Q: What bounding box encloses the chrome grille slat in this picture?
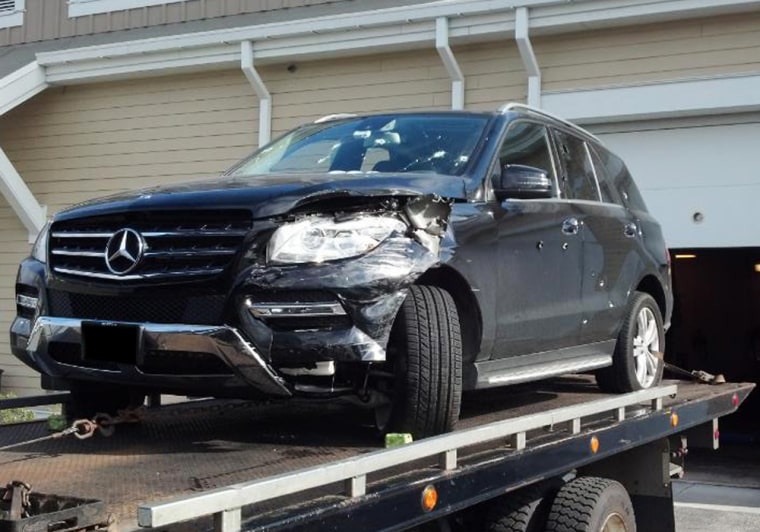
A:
[49,210,251,282]
[51,250,105,257]
[53,266,226,281]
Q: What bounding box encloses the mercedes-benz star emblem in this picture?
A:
[104,228,145,275]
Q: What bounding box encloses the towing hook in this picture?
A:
[72,419,98,440]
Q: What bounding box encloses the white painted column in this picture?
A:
[241,41,272,147]
[0,147,47,242]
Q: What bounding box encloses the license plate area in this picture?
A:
[81,321,141,364]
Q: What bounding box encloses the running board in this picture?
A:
[477,354,612,388]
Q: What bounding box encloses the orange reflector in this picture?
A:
[421,485,438,512]
[670,413,679,427]
[590,436,600,454]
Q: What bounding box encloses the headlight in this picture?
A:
[31,222,50,263]
[267,216,406,264]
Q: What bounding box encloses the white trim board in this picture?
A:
[0,0,24,30]
[69,0,183,18]
[543,74,760,125]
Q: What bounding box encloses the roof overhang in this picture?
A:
[32,0,760,84]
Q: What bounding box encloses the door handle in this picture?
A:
[562,218,580,236]
[624,222,638,238]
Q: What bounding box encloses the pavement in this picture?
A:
[673,443,760,532]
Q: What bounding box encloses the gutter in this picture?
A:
[241,41,272,147]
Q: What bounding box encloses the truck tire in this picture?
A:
[596,292,664,393]
[544,477,636,532]
[380,285,462,439]
[482,481,559,532]
[66,382,145,421]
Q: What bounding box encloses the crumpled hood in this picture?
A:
[55,172,469,221]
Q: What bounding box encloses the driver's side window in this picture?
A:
[497,122,556,183]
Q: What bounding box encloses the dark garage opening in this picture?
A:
[668,247,760,440]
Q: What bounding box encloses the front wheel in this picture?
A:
[597,292,664,393]
[377,285,463,439]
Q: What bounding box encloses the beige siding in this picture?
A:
[0,0,345,46]
[536,12,760,92]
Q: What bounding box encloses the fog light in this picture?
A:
[16,294,38,310]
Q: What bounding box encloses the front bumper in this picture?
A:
[12,316,292,397]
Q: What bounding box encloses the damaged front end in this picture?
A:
[234,193,453,398]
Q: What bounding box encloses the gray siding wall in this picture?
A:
[0,0,343,46]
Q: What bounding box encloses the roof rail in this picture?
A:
[498,102,601,143]
[314,113,358,124]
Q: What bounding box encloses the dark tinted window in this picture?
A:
[553,130,600,201]
[498,121,555,180]
[591,145,648,212]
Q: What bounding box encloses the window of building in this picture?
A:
[0,0,24,30]
[69,0,183,18]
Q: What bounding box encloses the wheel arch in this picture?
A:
[415,265,482,364]
[635,274,667,319]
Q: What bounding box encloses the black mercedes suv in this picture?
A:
[11,104,672,438]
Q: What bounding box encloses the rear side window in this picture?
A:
[552,130,600,201]
[591,145,648,212]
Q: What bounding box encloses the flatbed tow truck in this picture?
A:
[0,376,753,531]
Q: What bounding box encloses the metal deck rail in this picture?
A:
[138,384,677,531]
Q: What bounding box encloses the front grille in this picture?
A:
[48,290,227,325]
[139,350,233,375]
[48,210,251,282]
[267,316,352,332]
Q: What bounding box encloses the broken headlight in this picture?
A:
[267,216,406,264]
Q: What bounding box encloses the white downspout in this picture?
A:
[435,17,465,110]
[515,7,541,107]
[241,41,272,147]
[0,147,46,242]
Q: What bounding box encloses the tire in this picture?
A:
[545,477,636,532]
[483,481,560,532]
[66,382,145,421]
[596,292,664,393]
[378,285,463,439]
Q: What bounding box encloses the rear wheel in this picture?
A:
[597,292,664,393]
[66,382,145,421]
[545,477,636,532]
[482,481,561,532]
[376,285,462,439]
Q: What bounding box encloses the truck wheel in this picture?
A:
[67,382,145,421]
[482,481,559,532]
[379,285,462,439]
[597,292,664,393]
[545,477,636,532]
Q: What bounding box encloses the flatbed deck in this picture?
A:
[0,377,752,530]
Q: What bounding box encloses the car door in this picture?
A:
[550,130,633,347]
[579,145,645,344]
[492,121,585,358]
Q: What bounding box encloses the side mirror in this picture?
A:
[495,164,553,200]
